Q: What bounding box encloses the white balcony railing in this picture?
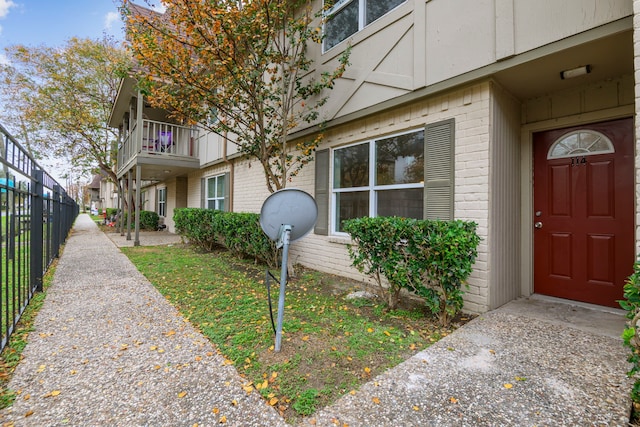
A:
[118,119,199,173]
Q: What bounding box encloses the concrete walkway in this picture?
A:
[0,214,633,426]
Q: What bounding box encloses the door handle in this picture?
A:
[534,222,543,229]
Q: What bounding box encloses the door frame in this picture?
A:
[519,105,634,300]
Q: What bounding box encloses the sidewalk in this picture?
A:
[0,214,633,426]
[0,214,287,426]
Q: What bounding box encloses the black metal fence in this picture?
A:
[0,124,78,353]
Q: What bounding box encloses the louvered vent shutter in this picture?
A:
[424,119,454,220]
[200,178,206,208]
[314,149,330,235]
[223,172,230,212]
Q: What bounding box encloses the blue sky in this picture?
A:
[0,0,165,63]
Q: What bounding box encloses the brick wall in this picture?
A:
[289,81,493,313]
[181,81,493,312]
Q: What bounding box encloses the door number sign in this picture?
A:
[571,156,587,167]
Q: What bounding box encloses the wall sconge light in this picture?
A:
[560,65,591,80]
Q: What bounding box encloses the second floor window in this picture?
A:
[324,0,406,51]
[206,174,226,211]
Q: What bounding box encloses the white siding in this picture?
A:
[488,82,522,309]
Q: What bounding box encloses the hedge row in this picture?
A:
[173,208,278,267]
[344,216,480,326]
[621,261,640,405]
[104,209,159,230]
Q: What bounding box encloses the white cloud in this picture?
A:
[149,2,166,13]
[0,0,15,19]
[104,11,119,31]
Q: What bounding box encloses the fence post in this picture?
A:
[30,169,44,292]
[52,184,61,258]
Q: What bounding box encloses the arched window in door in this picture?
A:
[547,130,614,159]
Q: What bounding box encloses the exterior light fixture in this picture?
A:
[163,170,171,174]
[560,65,591,80]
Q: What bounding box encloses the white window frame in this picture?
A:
[157,187,166,217]
[331,128,424,235]
[323,0,407,52]
[205,174,226,211]
[547,130,614,159]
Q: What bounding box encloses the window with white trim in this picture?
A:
[323,0,406,51]
[157,187,166,217]
[332,129,424,232]
[547,130,614,159]
[206,174,226,211]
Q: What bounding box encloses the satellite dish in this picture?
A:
[259,188,317,352]
[260,188,318,243]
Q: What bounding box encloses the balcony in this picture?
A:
[117,119,200,180]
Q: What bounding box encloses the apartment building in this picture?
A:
[109,0,636,313]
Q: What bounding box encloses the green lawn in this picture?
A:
[123,245,461,422]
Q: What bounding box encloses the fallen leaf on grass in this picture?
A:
[268,397,278,406]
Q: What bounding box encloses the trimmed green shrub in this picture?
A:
[344,216,480,326]
[174,208,220,251]
[115,210,160,230]
[173,208,278,267]
[620,260,640,404]
[140,210,159,230]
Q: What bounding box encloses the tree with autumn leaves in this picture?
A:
[123,0,350,192]
[0,37,131,188]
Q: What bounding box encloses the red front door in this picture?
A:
[533,118,634,308]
